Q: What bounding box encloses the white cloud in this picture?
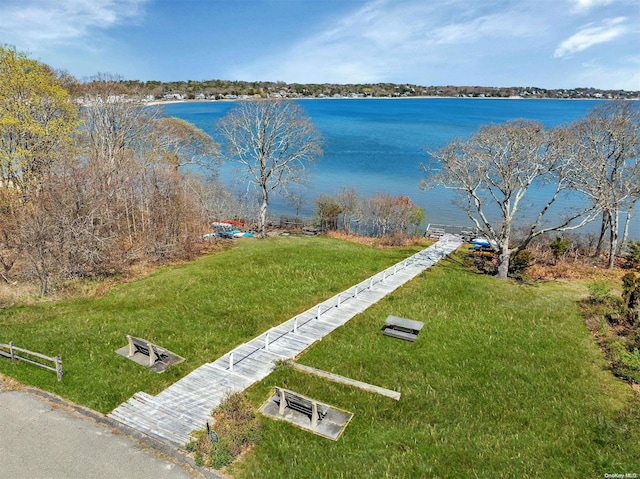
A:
[0,0,147,49]
[570,0,613,13]
[236,0,542,84]
[430,12,538,45]
[554,17,628,58]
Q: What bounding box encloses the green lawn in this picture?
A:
[0,236,422,412]
[1,236,638,477]
[232,261,640,478]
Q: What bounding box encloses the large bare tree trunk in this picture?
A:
[259,188,269,238]
[595,211,610,258]
[497,249,510,280]
[619,201,637,254]
[608,212,619,269]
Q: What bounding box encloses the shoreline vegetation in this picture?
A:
[144,95,633,107]
[86,78,639,103]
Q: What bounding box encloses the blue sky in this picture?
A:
[1,0,638,90]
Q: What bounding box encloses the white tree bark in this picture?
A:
[217,99,322,237]
[563,101,640,269]
[425,120,601,279]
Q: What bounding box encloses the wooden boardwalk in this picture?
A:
[108,235,463,447]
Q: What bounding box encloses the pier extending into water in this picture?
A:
[108,235,463,447]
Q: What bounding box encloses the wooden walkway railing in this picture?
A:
[108,235,463,447]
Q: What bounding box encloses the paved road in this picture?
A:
[0,385,214,479]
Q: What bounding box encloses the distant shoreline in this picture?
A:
[145,95,619,107]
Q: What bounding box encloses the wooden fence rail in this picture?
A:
[0,341,63,381]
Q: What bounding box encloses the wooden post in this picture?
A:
[229,352,234,371]
[317,305,321,319]
[9,341,15,361]
[55,355,63,381]
[278,389,286,416]
[354,286,358,298]
[293,316,298,333]
[337,294,341,307]
[311,401,318,430]
[370,277,374,289]
[126,335,135,358]
[265,333,270,351]
[147,342,158,366]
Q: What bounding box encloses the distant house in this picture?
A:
[163,93,185,100]
[194,93,206,100]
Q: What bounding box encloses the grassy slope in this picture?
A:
[0,237,421,412]
[1,237,638,477]
[233,260,640,478]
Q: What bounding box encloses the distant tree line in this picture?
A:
[81,78,638,101]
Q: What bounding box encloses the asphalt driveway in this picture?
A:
[0,383,217,479]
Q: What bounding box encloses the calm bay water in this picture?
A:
[161,98,638,238]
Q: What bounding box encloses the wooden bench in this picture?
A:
[275,387,329,430]
[383,315,424,342]
[127,335,169,367]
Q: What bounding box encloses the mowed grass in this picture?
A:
[233,260,640,478]
[2,237,638,477]
[0,236,422,412]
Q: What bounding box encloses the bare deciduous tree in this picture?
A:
[78,74,155,189]
[335,187,366,234]
[424,120,601,279]
[316,194,341,231]
[563,101,640,269]
[286,190,306,219]
[217,99,322,237]
[366,193,423,237]
[368,193,398,237]
[151,117,220,174]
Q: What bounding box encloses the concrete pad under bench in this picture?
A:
[260,387,353,440]
[116,335,185,373]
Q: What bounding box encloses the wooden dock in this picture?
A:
[108,235,463,447]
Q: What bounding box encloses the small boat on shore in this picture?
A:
[210,221,254,238]
[471,237,496,249]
